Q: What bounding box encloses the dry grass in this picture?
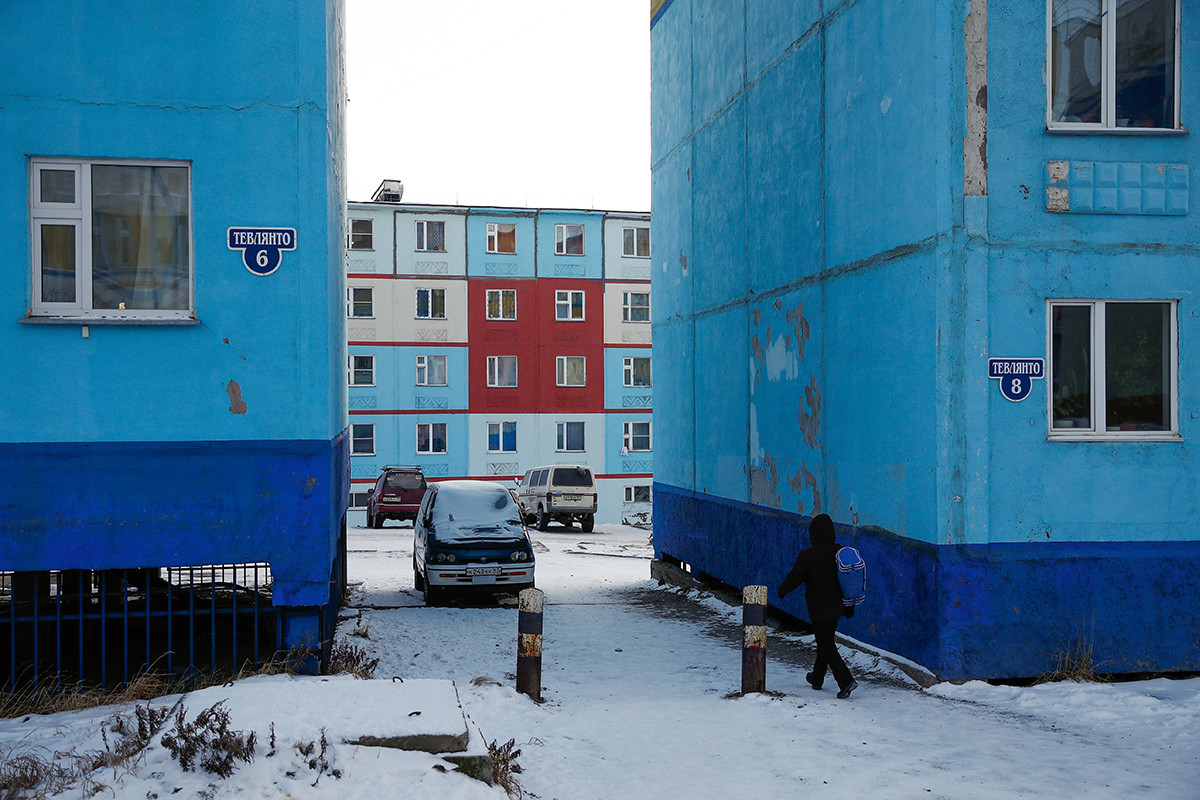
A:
[487,738,524,797]
[1037,637,1110,684]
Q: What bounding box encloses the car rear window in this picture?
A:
[552,467,593,487]
[385,472,425,491]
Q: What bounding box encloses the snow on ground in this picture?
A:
[1,523,1196,799]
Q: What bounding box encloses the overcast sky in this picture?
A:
[345,0,651,212]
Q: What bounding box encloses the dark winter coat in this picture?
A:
[778,513,844,622]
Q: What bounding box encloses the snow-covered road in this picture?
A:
[346,523,1199,799]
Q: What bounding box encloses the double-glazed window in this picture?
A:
[31,159,192,318]
[416,287,446,319]
[349,354,375,386]
[623,357,652,387]
[623,421,652,452]
[349,287,373,318]
[556,290,585,321]
[416,354,447,386]
[486,288,517,320]
[349,219,373,250]
[486,222,517,254]
[556,356,586,387]
[622,226,651,258]
[555,224,584,256]
[1049,300,1177,436]
[487,421,517,453]
[487,355,518,387]
[556,421,585,452]
[1048,0,1180,129]
[416,220,446,252]
[351,423,375,456]
[623,291,650,322]
[417,422,448,454]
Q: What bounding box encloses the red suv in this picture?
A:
[366,466,427,528]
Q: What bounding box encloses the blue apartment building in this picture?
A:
[0,1,348,685]
[650,0,1198,679]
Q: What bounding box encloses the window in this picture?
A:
[555,290,585,321]
[416,220,446,251]
[486,222,517,254]
[555,224,584,255]
[349,219,373,250]
[622,226,651,258]
[486,288,517,320]
[623,356,652,387]
[487,421,517,452]
[416,354,447,386]
[624,485,652,503]
[349,354,375,386]
[416,287,446,319]
[556,356,586,387]
[30,159,191,318]
[623,421,652,452]
[556,421,585,452]
[1048,0,1180,130]
[351,423,375,456]
[417,422,448,454]
[487,355,518,387]
[623,291,650,322]
[349,491,371,509]
[1049,300,1176,436]
[349,287,373,318]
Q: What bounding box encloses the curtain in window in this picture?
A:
[1051,0,1102,123]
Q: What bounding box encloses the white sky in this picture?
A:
[345,0,651,211]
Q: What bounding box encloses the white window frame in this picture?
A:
[487,355,519,388]
[556,421,586,452]
[349,491,371,509]
[30,158,194,320]
[622,291,651,323]
[622,226,651,258]
[624,485,652,503]
[349,218,373,250]
[623,356,652,387]
[348,354,375,386]
[486,222,517,254]
[416,287,447,320]
[348,286,374,318]
[416,354,448,387]
[555,289,586,321]
[1046,0,1182,131]
[417,422,448,454]
[486,288,517,320]
[351,423,375,456]
[555,223,585,256]
[623,421,652,452]
[1046,299,1178,440]
[415,219,446,252]
[556,356,587,387]
[487,421,518,453]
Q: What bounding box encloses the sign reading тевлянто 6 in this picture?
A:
[227,227,296,276]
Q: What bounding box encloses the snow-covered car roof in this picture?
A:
[428,480,526,542]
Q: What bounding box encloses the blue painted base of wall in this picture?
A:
[654,482,1200,680]
[0,435,349,609]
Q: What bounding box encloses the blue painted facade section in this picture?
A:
[535,212,605,280]
[651,0,1200,678]
[602,347,653,411]
[465,211,537,278]
[1,1,348,647]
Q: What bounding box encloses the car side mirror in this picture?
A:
[367,488,375,496]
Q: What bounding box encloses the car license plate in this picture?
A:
[466,566,502,577]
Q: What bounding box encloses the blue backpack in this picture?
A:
[836,546,866,607]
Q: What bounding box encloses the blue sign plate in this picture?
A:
[227,227,296,276]
[988,357,1045,402]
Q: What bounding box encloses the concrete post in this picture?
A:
[517,588,543,701]
[742,585,767,694]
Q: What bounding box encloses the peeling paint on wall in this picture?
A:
[787,461,822,516]
[226,380,248,415]
[747,454,781,508]
[798,375,822,449]
[964,0,988,196]
[751,333,765,384]
[785,304,810,360]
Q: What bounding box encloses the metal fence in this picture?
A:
[0,564,282,692]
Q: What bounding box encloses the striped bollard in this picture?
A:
[517,588,544,701]
[742,585,767,694]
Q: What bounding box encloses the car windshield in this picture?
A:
[384,473,424,491]
[551,467,592,487]
[429,480,525,542]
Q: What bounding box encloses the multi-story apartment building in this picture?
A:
[346,185,653,525]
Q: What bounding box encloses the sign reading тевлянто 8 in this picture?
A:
[988,357,1045,402]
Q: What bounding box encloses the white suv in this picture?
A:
[515,465,597,531]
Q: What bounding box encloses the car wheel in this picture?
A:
[423,581,440,606]
[413,557,425,591]
[580,514,595,533]
[536,506,549,531]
